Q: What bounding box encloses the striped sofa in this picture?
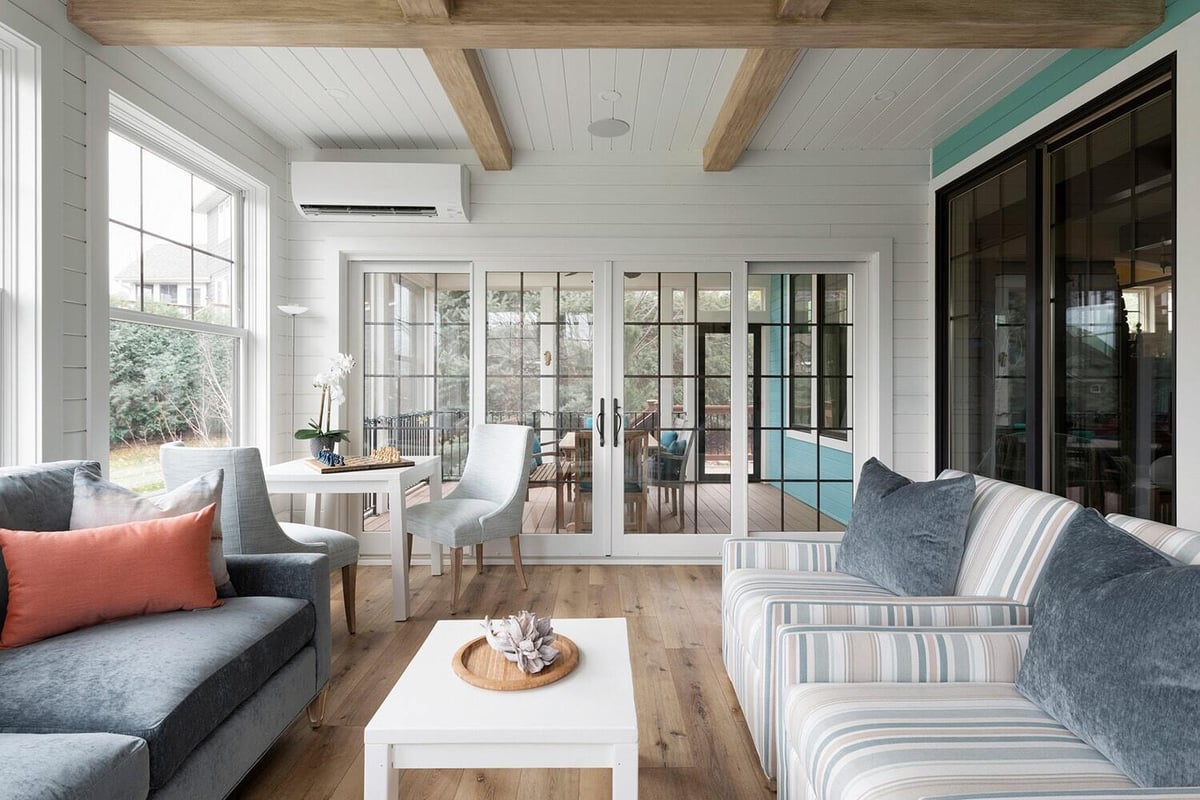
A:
[776,514,1200,800]
[722,472,1081,780]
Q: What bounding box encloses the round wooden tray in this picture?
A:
[452,634,580,691]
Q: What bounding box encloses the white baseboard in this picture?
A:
[357,554,721,567]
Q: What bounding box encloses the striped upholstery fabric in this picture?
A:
[773,626,1031,689]
[724,572,1030,778]
[927,792,1200,800]
[722,536,842,577]
[779,683,1137,800]
[940,470,1080,603]
[1106,515,1200,565]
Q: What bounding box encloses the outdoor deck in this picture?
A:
[365,481,844,535]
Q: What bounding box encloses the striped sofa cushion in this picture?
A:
[941,471,1080,603]
[927,792,1200,800]
[725,569,895,669]
[1106,514,1200,565]
[780,683,1137,800]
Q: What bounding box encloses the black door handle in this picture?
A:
[597,398,605,447]
[613,398,623,445]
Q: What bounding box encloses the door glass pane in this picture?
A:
[625,272,731,534]
[749,273,853,533]
[487,271,594,535]
[945,161,1031,484]
[361,273,471,527]
[1050,90,1174,522]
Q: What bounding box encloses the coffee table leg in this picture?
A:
[364,743,396,800]
[613,742,638,799]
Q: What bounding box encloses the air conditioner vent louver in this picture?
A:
[290,162,469,221]
[299,204,438,217]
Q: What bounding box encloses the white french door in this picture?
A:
[347,258,874,563]
[604,261,747,558]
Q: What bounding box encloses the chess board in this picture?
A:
[304,455,414,474]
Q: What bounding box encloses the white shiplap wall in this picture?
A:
[282,149,933,481]
[8,0,291,464]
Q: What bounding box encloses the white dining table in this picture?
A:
[262,456,442,621]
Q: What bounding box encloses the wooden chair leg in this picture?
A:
[450,547,463,614]
[405,532,414,573]
[341,564,357,634]
[475,543,485,573]
[306,686,328,729]
[510,535,529,590]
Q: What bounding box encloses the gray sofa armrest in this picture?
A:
[225,553,331,690]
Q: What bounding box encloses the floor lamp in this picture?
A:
[278,304,308,454]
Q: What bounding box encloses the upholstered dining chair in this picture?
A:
[404,424,533,613]
[160,442,361,633]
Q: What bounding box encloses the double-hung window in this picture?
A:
[107,129,245,490]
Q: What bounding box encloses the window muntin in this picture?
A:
[108,131,237,325]
[107,129,244,490]
[789,274,852,441]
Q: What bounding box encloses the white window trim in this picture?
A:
[86,73,272,473]
[0,6,59,466]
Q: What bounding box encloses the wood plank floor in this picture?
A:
[365,482,844,535]
[234,564,774,800]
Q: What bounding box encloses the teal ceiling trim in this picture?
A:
[932,0,1198,179]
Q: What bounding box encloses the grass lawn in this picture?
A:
[109,437,223,492]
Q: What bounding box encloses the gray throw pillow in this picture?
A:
[836,457,975,596]
[1016,509,1200,787]
[70,467,235,597]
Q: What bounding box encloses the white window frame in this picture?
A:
[88,84,271,473]
[0,10,51,466]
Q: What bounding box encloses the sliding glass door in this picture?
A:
[938,61,1175,523]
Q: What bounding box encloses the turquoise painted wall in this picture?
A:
[933,0,1200,178]
[760,275,854,525]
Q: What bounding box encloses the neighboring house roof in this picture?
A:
[115,241,232,285]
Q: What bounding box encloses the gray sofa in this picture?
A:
[0,461,331,800]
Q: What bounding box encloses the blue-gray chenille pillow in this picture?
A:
[1016,508,1200,787]
[835,457,976,596]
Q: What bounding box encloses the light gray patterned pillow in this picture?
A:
[70,467,234,597]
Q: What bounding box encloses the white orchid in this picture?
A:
[329,352,356,377]
[328,383,346,407]
[295,353,357,445]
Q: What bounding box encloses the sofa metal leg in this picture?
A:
[307,687,328,729]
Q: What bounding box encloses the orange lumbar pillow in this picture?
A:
[0,504,222,648]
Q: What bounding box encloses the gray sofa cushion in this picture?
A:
[0,733,149,800]
[1017,509,1200,787]
[836,457,976,595]
[0,461,101,634]
[0,596,314,790]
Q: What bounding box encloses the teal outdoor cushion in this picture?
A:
[1017,509,1200,787]
[659,431,678,448]
[836,458,975,596]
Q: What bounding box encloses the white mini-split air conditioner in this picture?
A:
[290,161,469,221]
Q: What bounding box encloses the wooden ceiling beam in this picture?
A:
[67,0,1163,49]
[396,0,450,20]
[778,0,834,18]
[424,49,512,170]
[703,48,801,172]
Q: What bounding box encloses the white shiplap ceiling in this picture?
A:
[162,46,1064,154]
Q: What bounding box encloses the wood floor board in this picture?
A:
[234,564,772,800]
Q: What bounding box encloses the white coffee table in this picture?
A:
[363,618,638,799]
